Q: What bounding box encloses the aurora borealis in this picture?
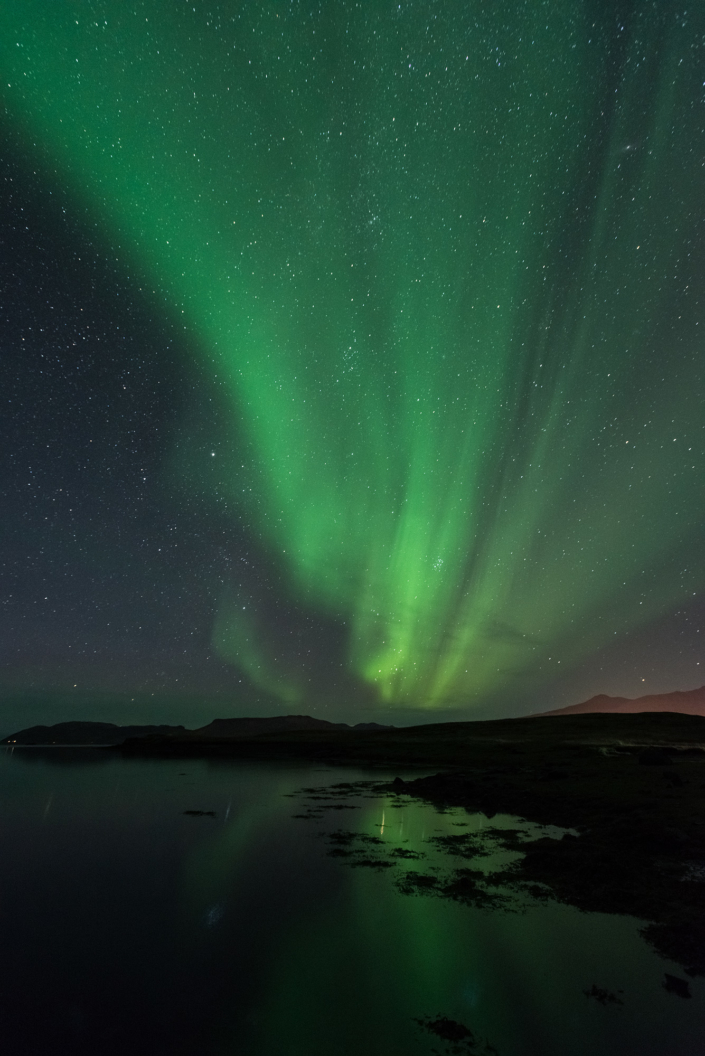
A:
[1,2,703,721]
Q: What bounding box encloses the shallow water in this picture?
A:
[0,749,702,1055]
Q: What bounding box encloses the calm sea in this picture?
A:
[0,748,702,1055]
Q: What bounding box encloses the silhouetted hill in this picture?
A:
[536,685,705,717]
[1,715,394,745]
[1,721,185,745]
[191,715,394,738]
[192,715,349,737]
[119,711,705,764]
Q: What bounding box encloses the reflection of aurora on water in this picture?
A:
[1,3,702,710]
[177,766,701,1056]
[4,752,699,1056]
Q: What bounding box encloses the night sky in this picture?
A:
[1,1,703,732]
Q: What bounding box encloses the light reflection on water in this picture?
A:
[0,749,702,1056]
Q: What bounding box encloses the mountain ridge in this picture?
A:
[4,689,704,744]
[535,685,705,717]
[0,715,393,745]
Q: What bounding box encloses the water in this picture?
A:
[0,749,702,1055]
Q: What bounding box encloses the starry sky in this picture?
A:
[1,1,703,731]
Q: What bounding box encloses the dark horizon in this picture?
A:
[3,681,705,742]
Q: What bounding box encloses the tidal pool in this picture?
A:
[0,749,702,1055]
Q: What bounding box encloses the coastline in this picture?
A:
[6,712,703,979]
[115,711,705,980]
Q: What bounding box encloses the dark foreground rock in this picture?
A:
[268,713,705,980]
[387,745,705,977]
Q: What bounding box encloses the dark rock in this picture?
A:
[584,984,624,1006]
[349,858,394,869]
[663,974,691,998]
[415,1015,474,1043]
[638,747,673,765]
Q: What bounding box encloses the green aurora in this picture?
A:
[2,2,703,710]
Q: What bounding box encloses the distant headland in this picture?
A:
[0,714,393,746]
